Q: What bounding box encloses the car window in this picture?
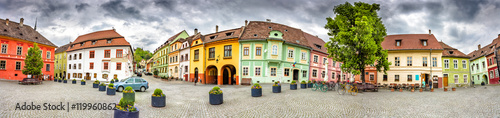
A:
[120,78,129,82]
[135,78,144,83]
[126,79,134,83]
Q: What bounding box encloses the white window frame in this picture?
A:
[444,59,449,69]
[255,67,261,76]
[454,74,459,84]
[301,52,306,60]
[284,68,290,76]
[270,67,277,77]
[313,55,318,63]
[312,69,317,78]
[407,56,412,66]
[242,67,248,76]
[302,70,307,77]
[272,45,278,55]
[453,59,458,69]
[323,58,327,65]
[463,74,468,84]
[287,49,294,58]
[46,51,51,59]
[462,60,467,69]
[1,44,7,54]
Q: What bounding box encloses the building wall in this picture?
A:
[54,51,67,79]
[204,38,240,85]
[442,57,470,87]
[189,38,204,83]
[309,50,341,83]
[486,53,499,84]
[66,46,133,81]
[168,41,181,78]
[0,37,55,80]
[179,41,190,81]
[470,56,489,85]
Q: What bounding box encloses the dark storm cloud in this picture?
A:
[37,0,70,17]
[100,0,143,20]
[154,0,176,10]
[75,3,90,12]
[449,0,487,22]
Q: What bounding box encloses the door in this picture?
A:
[223,68,229,85]
[194,68,198,82]
[85,73,90,80]
[293,69,299,81]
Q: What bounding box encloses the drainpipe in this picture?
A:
[430,49,432,88]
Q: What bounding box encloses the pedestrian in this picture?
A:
[472,79,475,88]
[429,79,432,89]
[194,77,198,86]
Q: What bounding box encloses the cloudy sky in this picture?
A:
[1,0,499,54]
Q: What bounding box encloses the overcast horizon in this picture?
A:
[1,0,499,54]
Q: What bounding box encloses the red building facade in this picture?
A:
[0,18,57,80]
[486,53,499,84]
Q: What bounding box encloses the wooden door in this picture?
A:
[443,77,448,87]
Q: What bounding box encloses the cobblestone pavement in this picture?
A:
[1,76,499,117]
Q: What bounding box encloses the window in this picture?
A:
[284,68,290,76]
[74,54,77,60]
[315,44,322,49]
[463,75,468,83]
[107,39,112,43]
[69,64,71,69]
[395,57,400,66]
[194,49,199,60]
[454,75,459,84]
[303,70,307,77]
[422,40,427,46]
[255,67,261,76]
[73,64,76,70]
[175,67,178,73]
[312,70,317,77]
[104,62,109,70]
[301,52,306,60]
[453,60,458,69]
[396,40,401,46]
[444,59,449,69]
[323,58,327,65]
[1,44,7,53]
[321,71,325,78]
[16,62,21,70]
[313,55,318,63]
[185,66,188,72]
[104,50,110,58]
[89,62,94,69]
[395,75,399,82]
[407,57,412,66]
[89,51,95,58]
[243,47,249,56]
[91,41,96,45]
[332,72,336,79]
[422,57,428,67]
[270,68,277,76]
[489,58,492,65]
[496,69,499,78]
[482,61,485,68]
[116,49,123,58]
[45,51,50,59]
[242,67,248,76]
[69,55,72,60]
[432,57,437,67]
[287,49,294,58]
[102,74,108,79]
[272,45,278,55]
[78,63,81,69]
[79,53,82,59]
[370,74,374,81]
[332,61,336,67]
[492,70,495,78]
[224,45,232,57]
[16,46,22,55]
[407,75,412,82]
[46,64,50,71]
[78,73,82,78]
[209,48,215,59]
[256,47,261,56]
[116,63,121,70]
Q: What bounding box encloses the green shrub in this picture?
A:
[81,79,85,82]
[209,86,222,94]
[72,79,76,81]
[124,86,134,93]
[117,98,136,112]
[152,88,164,97]
[301,80,306,84]
[108,83,115,89]
[273,82,281,86]
[291,80,296,85]
[99,83,106,86]
[251,83,262,89]
[307,80,312,83]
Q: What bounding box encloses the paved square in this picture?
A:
[0,76,499,117]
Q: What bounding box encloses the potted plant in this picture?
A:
[114,98,139,118]
[81,79,86,85]
[391,87,395,92]
[290,80,297,90]
[419,88,423,92]
[251,83,262,97]
[307,80,313,88]
[153,70,159,78]
[72,79,77,84]
[151,88,166,107]
[107,83,116,95]
[58,78,62,82]
[114,78,119,82]
[99,83,106,91]
[272,82,281,93]
[123,86,135,102]
[54,77,58,82]
[93,80,100,88]
[430,88,434,92]
[300,81,307,89]
[411,88,414,92]
[444,87,448,92]
[481,81,485,86]
[399,88,403,92]
[209,86,223,105]
[63,78,68,83]
[452,85,457,91]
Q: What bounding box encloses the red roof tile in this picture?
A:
[304,32,327,53]
[468,37,500,60]
[203,27,242,43]
[439,42,470,58]
[0,18,57,47]
[240,21,310,48]
[66,30,130,52]
[382,34,443,50]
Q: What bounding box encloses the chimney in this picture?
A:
[215,25,218,33]
[478,44,481,50]
[428,29,431,35]
[5,18,8,25]
[19,18,24,26]
[245,20,248,26]
[194,28,198,35]
[266,19,271,22]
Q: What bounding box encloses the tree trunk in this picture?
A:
[360,68,365,83]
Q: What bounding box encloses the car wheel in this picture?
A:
[140,87,146,92]
[118,86,124,92]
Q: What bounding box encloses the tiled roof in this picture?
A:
[382,34,443,50]
[203,27,242,43]
[0,18,56,47]
[154,30,185,53]
[468,37,500,60]
[439,42,470,58]
[66,30,130,52]
[55,43,71,54]
[303,32,327,53]
[240,21,310,48]
[180,33,202,46]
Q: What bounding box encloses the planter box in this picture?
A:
[63,80,67,83]
[115,80,119,82]
[301,84,307,89]
[272,86,281,93]
[110,81,114,84]
[107,88,116,95]
[251,89,262,97]
[113,108,139,118]
[81,82,86,85]
[93,83,99,88]
[72,81,76,84]
[99,86,106,91]
[209,94,223,105]
[54,79,57,82]
[308,83,313,88]
[452,88,456,91]
[151,96,166,107]
[123,93,135,102]
[290,84,297,90]
[58,80,62,82]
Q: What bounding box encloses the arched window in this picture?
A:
[272,45,278,55]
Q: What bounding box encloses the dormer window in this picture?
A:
[315,44,322,49]
[91,41,96,45]
[421,39,428,46]
[226,32,233,36]
[268,27,272,29]
[396,40,402,46]
[195,41,198,44]
[80,42,84,46]
[253,34,258,37]
[107,39,112,43]
[210,36,217,39]
[481,51,484,53]
[71,45,74,48]
[449,51,454,54]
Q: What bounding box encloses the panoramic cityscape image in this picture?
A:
[1,0,500,117]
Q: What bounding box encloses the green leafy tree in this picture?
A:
[133,48,152,63]
[325,2,391,83]
[22,43,44,78]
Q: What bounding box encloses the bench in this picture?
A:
[241,78,252,85]
[18,78,42,85]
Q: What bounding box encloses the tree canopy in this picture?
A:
[324,2,391,82]
[133,48,152,63]
[22,43,44,77]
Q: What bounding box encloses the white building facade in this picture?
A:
[179,39,190,81]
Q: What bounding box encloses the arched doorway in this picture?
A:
[483,74,488,85]
[205,66,218,84]
[221,65,236,85]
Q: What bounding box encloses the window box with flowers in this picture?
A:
[272,82,281,93]
[209,86,223,105]
[290,80,297,90]
[251,83,262,97]
[151,88,166,107]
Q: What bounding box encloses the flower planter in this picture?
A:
[307,83,313,88]
[209,93,223,105]
[152,96,166,107]
[110,81,114,84]
[72,81,76,84]
[107,88,116,95]
[452,88,456,91]
[81,82,86,85]
[123,93,135,102]
[63,80,67,83]
[93,83,99,88]
[113,108,139,118]
[444,88,448,92]
[290,84,297,90]
[419,89,423,92]
[300,84,307,89]
[391,88,395,92]
[272,86,281,93]
[54,79,57,82]
[115,79,119,82]
[58,79,62,82]
[99,86,106,91]
[399,89,403,92]
[251,89,262,97]
[430,89,434,92]
[411,89,414,92]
